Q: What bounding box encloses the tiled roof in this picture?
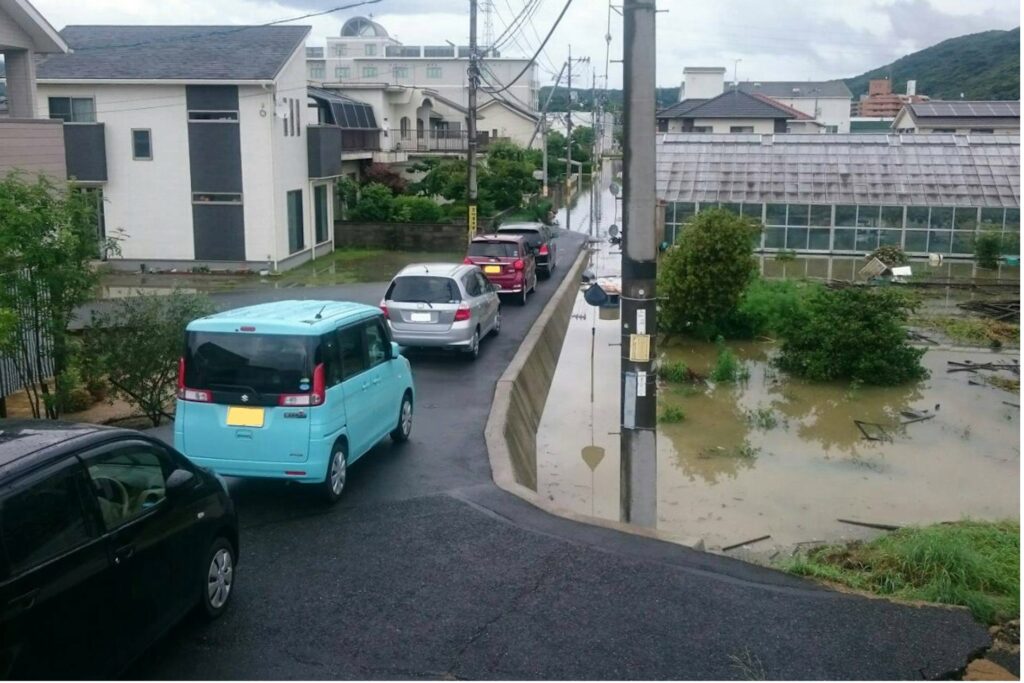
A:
[36,25,310,81]
[738,80,852,98]
[665,90,796,120]
[656,98,707,118]
[656,133,1020,207]
[908,101,1019,118]
[749,93,816,121]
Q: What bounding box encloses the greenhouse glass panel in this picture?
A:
[880,206,903,229]
[856,228,879,250]
[904,231,928,253]
[928,230,952,253]
[786,227,809,249]
[878,230,901,247]
[833,229,856,250]
[951,232,975,254]
[721,203,742,215]
[835,205,857,226]
[809,205,831,226]
[856,205,880,228]
[765,204,787,225]
[906,207,929,230]
[1003,209,1019,232]
[787,204,809,226]
[808,228,830,250]
[742,203,764,219]
[1003,235,1020,256]
[673,202,696,223]
[980,208,1004,231]
[764,227,785,248]
[930,207,953,230]
[953,207,979,231]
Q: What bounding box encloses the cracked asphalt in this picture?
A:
[131,192,991,679]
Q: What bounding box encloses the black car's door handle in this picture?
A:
[4,589,39,616]
[114,544,135,565]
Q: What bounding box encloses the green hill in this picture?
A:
[845,28,1019,100]
[537,86,678,112]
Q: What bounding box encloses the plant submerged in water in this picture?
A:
[710,339,750,383]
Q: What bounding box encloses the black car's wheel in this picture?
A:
[321,442,347,503]
[391,393,413,442]
[199,537,235,620]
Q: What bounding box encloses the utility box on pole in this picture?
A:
[620,0,657,528]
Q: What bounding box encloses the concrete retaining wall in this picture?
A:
[334,221,468,252]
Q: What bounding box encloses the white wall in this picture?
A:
[37,82,196,260]
[683,69,725,100]
[771,95,851,133]
[478,103,537,147]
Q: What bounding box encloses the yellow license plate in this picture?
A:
[226,406,265,427]
[484,265,502,274]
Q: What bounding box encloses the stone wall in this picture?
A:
[334,221,469,252]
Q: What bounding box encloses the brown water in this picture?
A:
[537,251,1020,555]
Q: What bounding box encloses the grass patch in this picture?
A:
[278,248,464,286]
[658,360,690,383]
[987,375,1021,393]
[710,343,750,383]
[788,520,1019,624]
[913,315,1020,348]
[658,404,686,423]
[744,405,781,430]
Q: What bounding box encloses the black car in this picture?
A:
[0,420,238,679]
[496,222,557,278]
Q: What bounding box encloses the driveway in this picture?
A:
[132,201,989,679]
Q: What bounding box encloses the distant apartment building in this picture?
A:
[35,24,366,272]
[0,0,68,178]
[673,67,851,132]
[306,16,540,150]
[854,78,929,117]
[893,101,1020,135]
[657,133,1020,260]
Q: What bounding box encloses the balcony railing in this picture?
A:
[341,129,381,152]
[387,129,491,153]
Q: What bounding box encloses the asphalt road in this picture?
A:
[131,198,990,679]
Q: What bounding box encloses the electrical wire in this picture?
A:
[491,0,540,51]
[484,0,573,95]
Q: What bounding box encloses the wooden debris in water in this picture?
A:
[854,419,892,442]
[957,299,1019,322]
[722,534,772,552]
[837,518,902,532]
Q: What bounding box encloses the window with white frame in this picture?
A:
[310,63,325,79]
[336,66,351,79]
[131,129,152,160]
[393,66,409,79]
[362,66,378,78]
[365,44,376,56]
[48,97,96,123]
[426,66,442,79]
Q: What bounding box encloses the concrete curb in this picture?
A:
[484,248,704,550]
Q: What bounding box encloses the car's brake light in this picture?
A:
[463,257,474,265]
[454,302,471,321]
[539,243,549,255]
[177,357,185,393]
[380,301,389,318]
[177,357,211,402]
[278,363,326,407]
[513,259,525,271]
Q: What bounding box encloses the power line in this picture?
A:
[69,0,381,52]
[492,0,540,51]
[484,0,573,95]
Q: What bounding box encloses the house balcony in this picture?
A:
[387,129,493,154]
[308,124,381,178]
[0,118,67,179]
[63,122,107,183]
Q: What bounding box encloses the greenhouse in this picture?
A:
[656,133,1020,257]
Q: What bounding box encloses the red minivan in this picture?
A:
[465,234,537,305]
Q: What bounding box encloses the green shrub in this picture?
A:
[975,231,1006,268]
[65,387,94,413]
[869,245,908,266]
[393,195,443,223]
[658,404,685,423]
[657,360,690,383]
[349,182,397,222]
[710,341,750,383]
[713,279,819,340]
[776,287,927,385]
[774,249,797,262]
[658,208,760,336]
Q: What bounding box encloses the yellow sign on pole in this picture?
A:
[628,334,651,362]
[468,205,478,233]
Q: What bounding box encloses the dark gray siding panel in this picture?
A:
[308,125,342,178]
[193,203,245,260]
[188,122,242,192]
[185,85,239,111]
[64,123,107,182]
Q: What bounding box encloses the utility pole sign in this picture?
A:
[620,0,657,528]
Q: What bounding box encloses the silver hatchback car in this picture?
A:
[381,263,501,360]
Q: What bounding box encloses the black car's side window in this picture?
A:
[84,445,169,530]
[0,462,98,575]
[337,324,367,380]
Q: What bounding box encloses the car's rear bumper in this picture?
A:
[186,455,328,484]
[389,321,475,347]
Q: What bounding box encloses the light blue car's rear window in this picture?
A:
[185,332,312,395]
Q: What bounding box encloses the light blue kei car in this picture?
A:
[173,300,415,502]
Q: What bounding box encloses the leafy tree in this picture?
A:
[335,175,359,219]
[86,290,215,426]
[975,231,1007,268]
[481,141,539,210]
[544,127,595,180]
[776,287,927,386]
[362,163,407,195]
[0,173,116,418]
[393,195,443,222]
[658,208,761,337]
[349,182,399,222]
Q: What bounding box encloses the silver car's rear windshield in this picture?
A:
[469,242,519,258]
[386,276,462,304]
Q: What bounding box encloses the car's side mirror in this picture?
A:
[390,341,401,359]
[166,468,195,494]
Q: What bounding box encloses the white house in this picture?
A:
[893,101,1020,135]
[738,81,852,133]
[36,24,361,272]
[657,89,821,134]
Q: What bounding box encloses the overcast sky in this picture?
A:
[30,0,1021,88]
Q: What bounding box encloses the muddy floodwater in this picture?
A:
[537,255,1020,555]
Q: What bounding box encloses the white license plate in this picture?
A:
[410,312,432,322]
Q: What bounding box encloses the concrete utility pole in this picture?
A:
[467,0,480,243]
[620,0,657,527]
[566,44,573,233]
[541,116,548,197]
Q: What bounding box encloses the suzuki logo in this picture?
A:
[241,394,250,403]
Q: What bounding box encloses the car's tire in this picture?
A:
[520,287,528,306]
[490,309,501,336]
[198,537,235,620]
[539,265,551,280]
[391,392,413,442]
[464,328,480,361]
[321,442,347,503]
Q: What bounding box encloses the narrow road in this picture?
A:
[133,180,989,680]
